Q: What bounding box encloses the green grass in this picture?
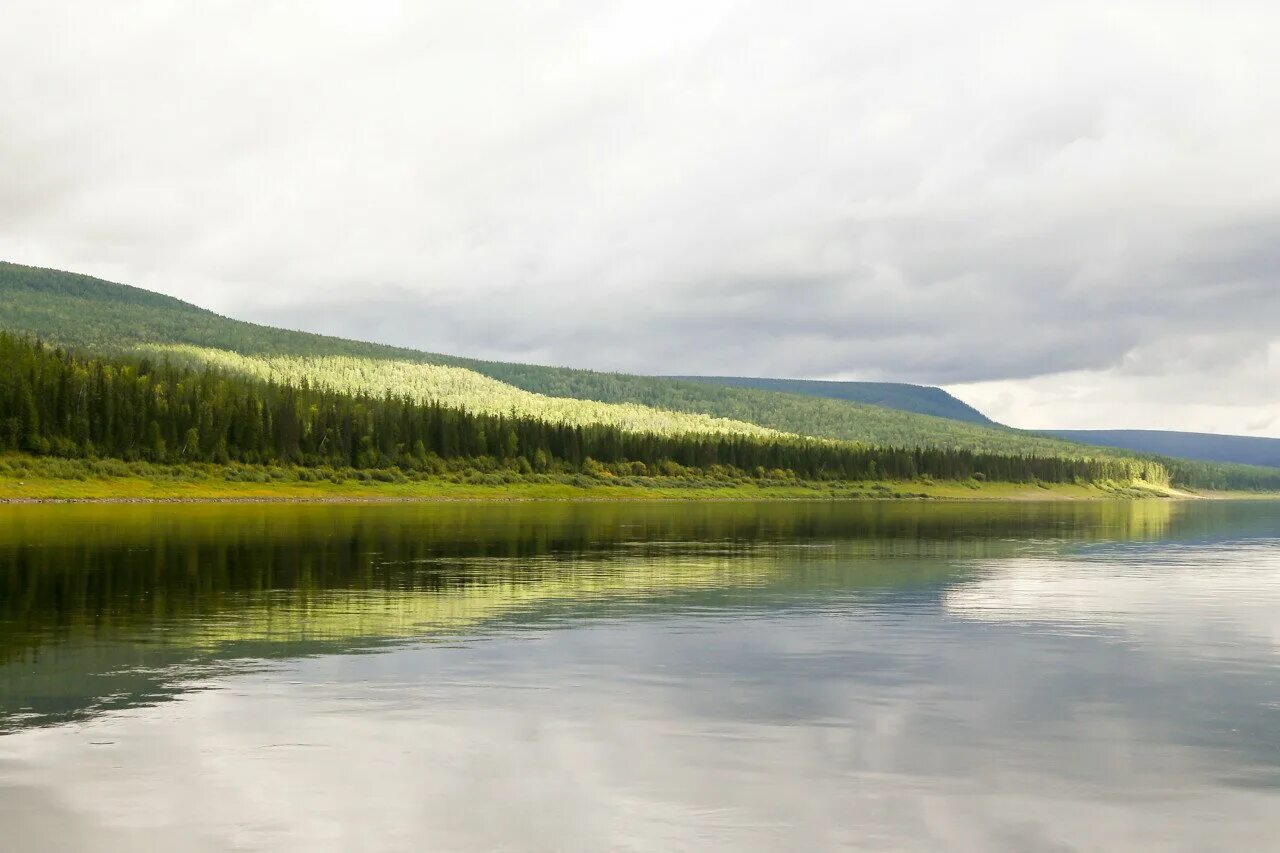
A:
[0,452,1183,503]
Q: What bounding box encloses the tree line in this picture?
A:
[0,334,1172,486]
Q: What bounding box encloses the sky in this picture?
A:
[2,1,1278,435]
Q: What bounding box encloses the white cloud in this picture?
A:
[1,0,1278,431]
[949,338,1280,435]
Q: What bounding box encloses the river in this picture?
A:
[1,500,1277,851]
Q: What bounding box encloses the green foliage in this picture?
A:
[0,261,1141,458]
[1045,429,1280,469]
[0,334,1165,487]
[1160,458,1280,492]
[667,375,994,423]
[465,362,1096,455]
[2,261,1276,492]
[136,344,782,439]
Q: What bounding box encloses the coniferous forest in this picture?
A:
[2,260,1278,494]
[0,334,1173,488]
[0,261,1201,462]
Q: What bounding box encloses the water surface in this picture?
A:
[1,500,1277,851]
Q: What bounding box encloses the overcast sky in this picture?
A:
[2,1,1277,435]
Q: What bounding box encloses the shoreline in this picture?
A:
[2,482,1268,505]
[3,453,1272,504]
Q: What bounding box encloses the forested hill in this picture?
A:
[0,333,1163,487]
[0,262,985,430]
[669,376,993,424]
[0,261,1084,456]
[3,261,1280,491]
[1045,429,1280,469]
[0,261,472,363]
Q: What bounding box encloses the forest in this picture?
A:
[0,261,1169,459]
[134,344,784,439]
[3,262,1279,493]
[0,334,1167,487]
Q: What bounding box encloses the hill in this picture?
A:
[1045,429,1280,469]
[669,376,993,424]
[2,261,1279,492]
[0,332,1161,490]
[0,261,1099,457]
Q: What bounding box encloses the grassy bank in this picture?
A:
[0,453,1188,503]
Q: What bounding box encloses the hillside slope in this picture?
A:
[141,344,782,438]
[4,261,1280,491]
[1046,429,1280,469]
[0,261,1100,456]
[2,333,1164,491]
[669,375,993,424]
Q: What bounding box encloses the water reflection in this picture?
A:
[0,499,1278,851]
[1,501,1182,730]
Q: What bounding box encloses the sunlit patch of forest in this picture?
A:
[136,344,785,439]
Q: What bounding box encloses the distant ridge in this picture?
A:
[1046,429,1280,469]
[671,376,993,425]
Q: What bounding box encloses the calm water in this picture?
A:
[1,500,1278,852]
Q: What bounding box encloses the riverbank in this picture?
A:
[0,472,1191,503]
[2,452,1268,503]
[0,479,1128,502]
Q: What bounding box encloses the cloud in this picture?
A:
[947,337,1280,435]
[0,1,1277,430]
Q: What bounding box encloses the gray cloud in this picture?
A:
[1,1,1278,430]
